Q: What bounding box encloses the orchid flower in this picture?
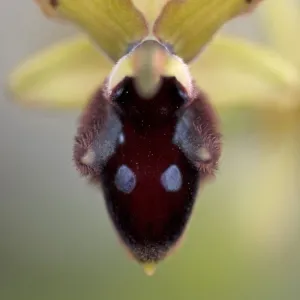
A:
[7,0,300,276]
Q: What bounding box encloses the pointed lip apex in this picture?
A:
[143,263,157,276]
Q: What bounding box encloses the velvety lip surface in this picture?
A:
[73,77,221,263]
[100,77,200,262]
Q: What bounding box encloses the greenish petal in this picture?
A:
[35,0,149,62]
[8,36,111,109]
[191,35,300,110]
[153,0,261,63]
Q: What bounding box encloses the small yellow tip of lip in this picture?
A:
[143,263,156,276]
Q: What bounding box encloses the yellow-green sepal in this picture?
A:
[8,36,111,109]
[8,35,300,111]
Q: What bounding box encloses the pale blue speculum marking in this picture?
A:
[115,165,136,194]
[161,165,183,192]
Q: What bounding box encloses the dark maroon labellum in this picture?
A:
[73,77,221,263]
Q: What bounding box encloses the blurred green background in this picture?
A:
[1,1,300,300]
